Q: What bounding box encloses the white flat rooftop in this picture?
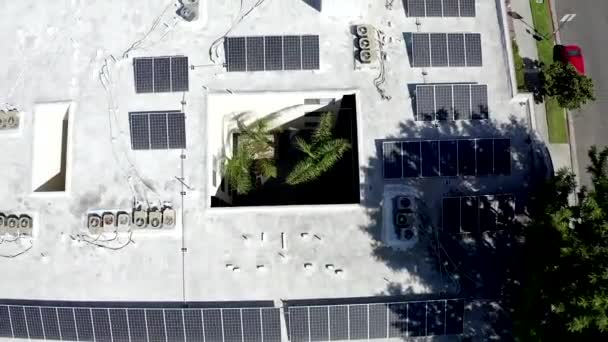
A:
[0,0,529,304]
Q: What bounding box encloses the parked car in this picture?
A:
[559,45,586,74]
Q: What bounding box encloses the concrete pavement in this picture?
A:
[554,0,608,187]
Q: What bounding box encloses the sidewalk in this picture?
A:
[508,0,573,174]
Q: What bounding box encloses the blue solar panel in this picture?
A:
[74,308,95,341]
[309,306,329,341]
[494,139,511,175]
[407,302,427,337]
[109,309,130,342]
[328,305,348,341]
[127,309,148,341]
[92,308,112,342]
[479,195,498,231]
[129,113,150,150]
[226,37,247,72]
[446,299,465,334]
[9,306,27,339]
[476,139,494,176]
[149,113,169,149]
[41,307,61,340]
[202,309,223,342]
[167,112,187,149]
[458,139,476,176]
[183,310,205,342]
[368,304,388,339]
[289,307,309,342]
[165,309,185,342]
[349,304,368,340]
[442,197,461,233]
[403,141,422,177]
[439,140,458,176]
[383,141,402,179]
[264,36,284,71]
[134,58,154,93]
[284,35,303,70]
[388,303,407,338]
[261,308,282,342]
[421,140,440,177]
[23,306,44,339]
[171,56,190,92]
[0,306,12,338]
[246,36,266,71]
[301,35,320,70]
[57,308,78,341]
[153,57,171,93]
[461,196,479,233]
[222,309,242,342]
[242,308,262,342]
[145,309,166,342]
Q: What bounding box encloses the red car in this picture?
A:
[560,45,585,74]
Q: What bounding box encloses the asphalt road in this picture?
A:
[555,0,608,187]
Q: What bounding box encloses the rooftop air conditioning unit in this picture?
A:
[5,110,19,129]
[177,0,199,21]
[88,214,103,234]
[0,213,6,234]
[400,227,416,241]
[116,212,131,232]
[395,212,413,227]
[162,208,176,228]
[356,24,374,39]
[133,209,148,229]
[0,111,7,129]
[396,196,414,212]
[18,215,33,235]
[102,212,116,232]
[148,210,162,229]
[358,49,376,64]
[6,215,19,231]
[358,37,375,50]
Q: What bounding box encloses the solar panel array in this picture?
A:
[443,194,516,233]
[225,35,320,72]
[415,84,488,121]
[133,56,189,93]
[0,305,281,342]
[411,33,482,67]
[288,299,464,341]
[407,0,476,17]
[129,111,186,150]
[382,138,511,179]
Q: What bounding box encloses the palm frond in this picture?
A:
[256,158,277,178]
[312,112,336,144]
[286,158,319,185]
[286,139,351,185]
[224,147,254,194]
[295,136,315,158]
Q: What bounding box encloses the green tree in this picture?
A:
[286,112,351,185]
[543,61,595,110]
[516,146,608,340]
[224,117,277,195]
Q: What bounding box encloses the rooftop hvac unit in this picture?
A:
[133,209,148,229]
[6,215,19,230]
[87,214,103,234]
[18,215,33,235]
[0,213,6,234]
[148,210,162,229]
[358,37,375,50]
[177,0,199,21]
[358,49,376,64]
[5,110,19,129]
[162,208,176,228]
[400,227,416,241]
[102,212,116,231]
[395,212,413,227]
[0,111,7,129]
[396,196,414,212]
[356,24,374,38]
[117,212,131,232]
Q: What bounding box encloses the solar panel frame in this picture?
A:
[443,0,460,16]
[421,140,440,177]
[407,302,427,337]
[426,0,443,17]
[242,308,263,342]
[465,33,483,66]
[264,36,284,71]
[165,309,186,342]
[408,0,426,16]
[309,306,329,341]
[447,33,466,67]
[402,141,422,177]
[246,36,266,72]
[183,310,205,342]
[388,303,407,338]
[383,141,402,179]
[23,306,44,339]
[149,113,169,150]
[348,304,369,340]
[92,308,112,342]
[134,58,154,93]
[0,306,12,338]
[40,307,61,340]
[226,37,247,72]
[289,307,309,342]
[434,84,453,120]
[74,308,95,342]
[153,57,171,93]
[202,309,224,342]
[283,35,303,70]
[57,308,78,341]
[109,308,130,342]
[171,56,190,92]
[328,305,348,341]
[412,33,431,67]
[453,84,472,120]
[416,85,436,121]
[10,306,28,339]
[301,35,320,70]
[460,0,476,17]
[127,309,149,341]
[430,33,449,67]
[471,84,489,119]
[145,309,167,342]
[261,308,282,342]
[221,308,242,342]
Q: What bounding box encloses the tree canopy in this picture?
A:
[543,61,595,110]
[516,146,608,340]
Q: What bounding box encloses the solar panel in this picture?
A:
[246,36,265,72]
[92,308,112,342]
[74,308,95,341]
[202,309,223,342]
[421,140,440,177]
[265,36,284,71]
[134,56,190,93]
[165,309,186,342]
[309,306,329,341]
[167,112,187,149]
[242,308,263,342]
[402,141,422,177]
[127,309,148,341]
[408,302,427,337]
[302,35,320,70]
[465,33,483,66]
[183,310,205,342]
[261,308,282,342]
[134,58,154,93]
[171,56,190,92]
[496,194,515,229]
[494,138,511,175]
[461,196,479,233]
[430,33,448,67]
[348,305,369,340]
[129,111,186,150]
[408,0,426,16]
[226,37,247,72]
[460,0,476,17]
[145,309,166,342]
[427,301,446,336]
[453,84,472,120]
[328,305,348,341]
[439,140,458,176]
[443,0,460,16]
[471,84,489,119]
[476,139,494,176]
[383,141,402,179]
[426,0,443,17]
[109,309,130,342]
[446,299,465,334]
[284,35,303,70]
[23,306,43,339]
[39,307,60,340]
[388,303,407,338]
[435,85,453,120]
[150,113,169,149]
[458,139,476,176]
[447,33,466,67]
[222,309,242,342]
[479,195,497,231]
[289,307,309,342]
[57,308,78,341]
[226,35,319,72]
[0,306,12,338]
[416,85,435,121]
[442,197,461,233]
[412,33,431,67]
[369,304,388,339]
[10,306,28,339]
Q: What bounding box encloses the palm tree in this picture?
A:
[224,116,278,194]
[286,112,351,185]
